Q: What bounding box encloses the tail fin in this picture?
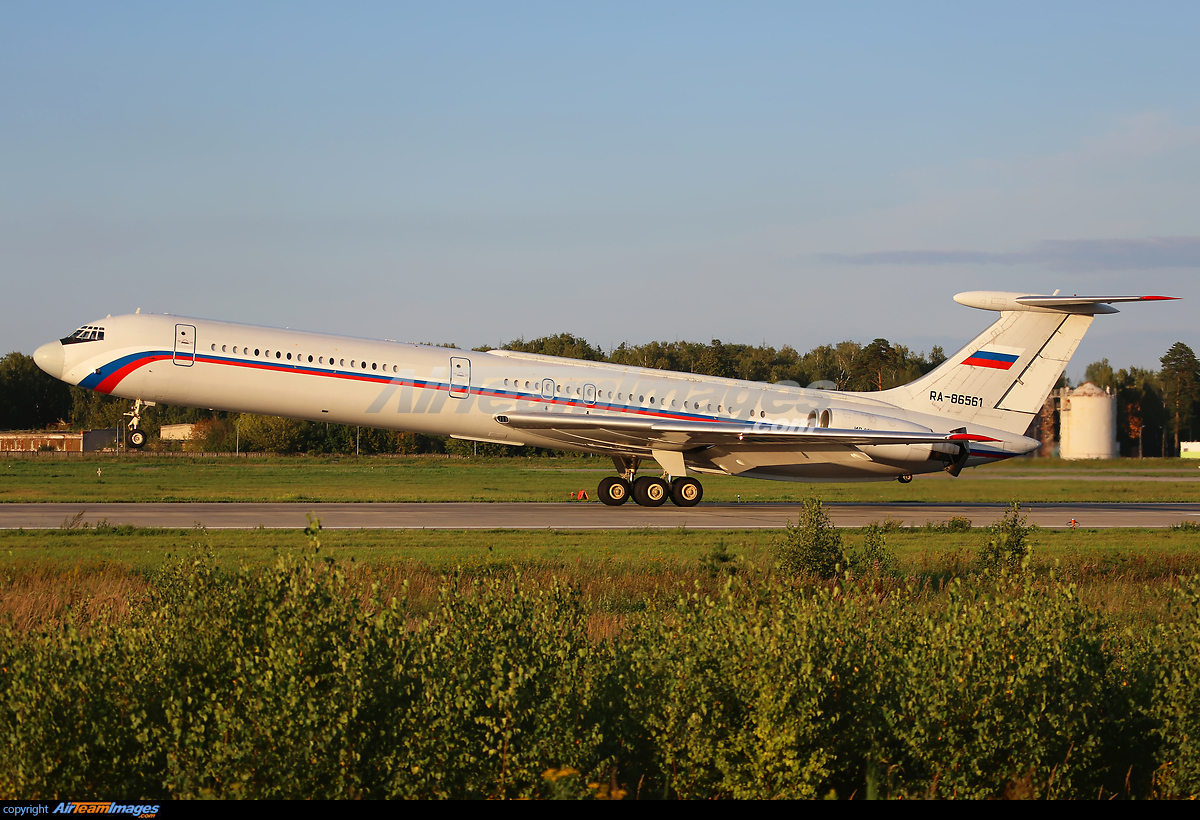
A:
[873,291,1177,434]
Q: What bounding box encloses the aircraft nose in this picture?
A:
[33,341,65,380]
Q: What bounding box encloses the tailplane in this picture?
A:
[873,291,1177,434]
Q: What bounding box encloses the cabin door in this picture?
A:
[449,357,471,398]
[173,324,197,367]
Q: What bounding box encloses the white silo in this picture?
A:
[1059,382,1118,460]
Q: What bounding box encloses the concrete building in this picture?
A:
[0,429,117,452]
[160,423,198,441]
[1059,383,1118,460]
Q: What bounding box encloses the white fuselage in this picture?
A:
[38,312,1035,480]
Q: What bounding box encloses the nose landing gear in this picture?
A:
[596,455,705,507]
[123,398,153,450]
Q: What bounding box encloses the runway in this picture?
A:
[3,502,1199,530]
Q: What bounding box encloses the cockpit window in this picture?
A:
[61,325,105,344]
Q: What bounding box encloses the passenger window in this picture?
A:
[286,353,292,360]
[372,363,377,371]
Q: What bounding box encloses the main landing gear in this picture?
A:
[124,398,153,450]
[598,456,704,508]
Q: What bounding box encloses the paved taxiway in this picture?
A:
[2,502,1198,530]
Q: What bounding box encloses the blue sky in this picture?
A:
[3,2,1198,380]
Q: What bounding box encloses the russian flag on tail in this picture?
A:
[962,345,1022,370]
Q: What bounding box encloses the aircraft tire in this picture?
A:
[598,476,631,506]
[128,429,146,449]
[897,474,913,484]
[670,476,703,507]
[632,476,669,507]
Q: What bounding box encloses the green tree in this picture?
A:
[1115,367,1165,457]
[501,334,605,361]
[694,339,734,379]
[776,498,846,579]
[1160,342,1200,455]
[1084,359,1117,391]
[0,352,72,430]
[928,344,947,368]
[852,338,903,391]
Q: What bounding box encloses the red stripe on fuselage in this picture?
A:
[93,352,785,426]
[95,354,172,393]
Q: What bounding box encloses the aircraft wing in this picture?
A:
[494,411,996,450]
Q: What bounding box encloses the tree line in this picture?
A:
[2,335,1197,456]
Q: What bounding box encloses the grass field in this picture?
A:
[3,454,1200,503]
[3,516,1198,798]
[3,523,1196,633]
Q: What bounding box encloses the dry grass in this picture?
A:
[5,546,1195,641]
[0,562,149,632]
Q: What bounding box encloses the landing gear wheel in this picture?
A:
[632,476,669,507]
[670,476,703,507]
[597,476,631,506]
[897,474,913,484]
[128,429,146,449]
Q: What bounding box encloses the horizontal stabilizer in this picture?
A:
[955,291,1178,315]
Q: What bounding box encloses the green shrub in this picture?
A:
[2,553,1198,799]
[699,540,741,578]
[777,499,845,579]
[978,502,1034,573]
[1144,579,1200,797]
[925,516,973,532]
[850,524,895,575]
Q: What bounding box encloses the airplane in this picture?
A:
[33,290,1176,507]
